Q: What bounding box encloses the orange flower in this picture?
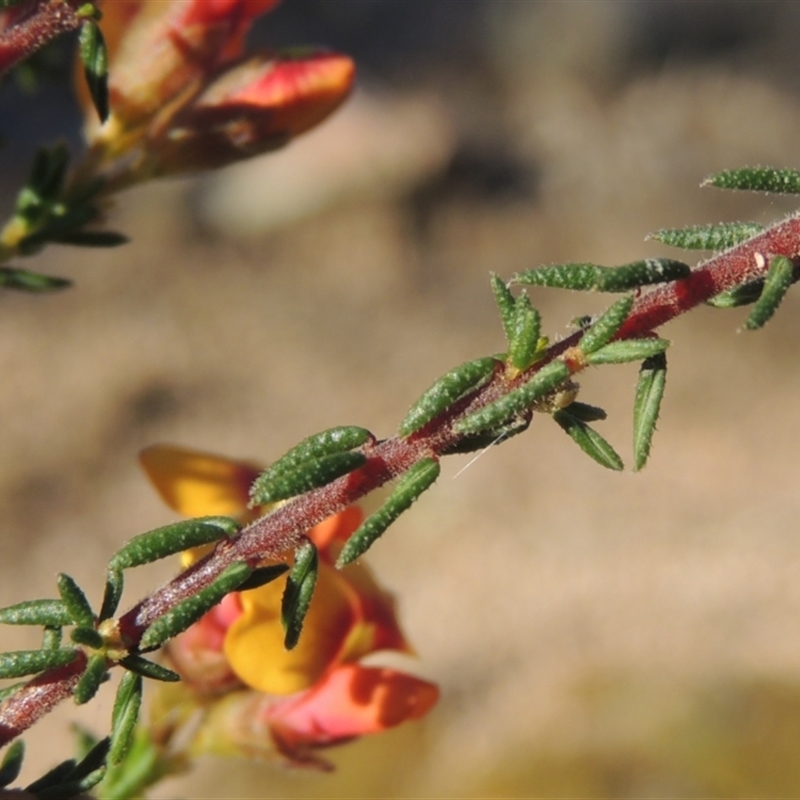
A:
[80,0,355,187]
[139,444,438,768]
[99,0,282,130]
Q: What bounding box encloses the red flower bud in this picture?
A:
[145,50,355,176]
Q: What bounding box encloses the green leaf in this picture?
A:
[561,401,607,423]
[508,293,543,372]
[704,167,800,194]
[70,626,104,649]
[249,451,367,506]
[633,353,667,471]
[47,230,128,247]
[235,563,290,592]
[0,599,73,627]
[0,648,78,679]
[490,272,517,342]
[399,357,498,437]
[140,561,253,651]
[707,279,764,308]
[99,569,124,622]
[441,416,531,455]
[35,737,110,800]
[281,541,318,650]
[23,143,69,210]
[744,255,795,330]
[0,741,25,788]
[584,337,669,366]
[42,626,63,650]
[513,259,690,292]
[79,21,109,122]
[56,574,95,628]
[118,655,180,683]
[0,267,71,292]
[456,360,571,435]
[337,458,441,567]
[110,672,143,766]
[25,759,77,795]
[579,295,635,354]
[552,410,624,471]
[648,222,763,250]
[73,653,108,705]
[250,426,372,502]
[0,683,24,704]
[108,517,239,572]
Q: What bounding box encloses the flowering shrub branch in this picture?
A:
[1,0,800,797]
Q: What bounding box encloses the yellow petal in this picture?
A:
[224,563,356,695]
[139,444,262,518]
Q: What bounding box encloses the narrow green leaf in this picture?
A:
[25,759,77,794]
[0,267,71,292]
[108,517,238,572]
[72,725,100,762]
[745,255,795,330]
[249,451,366,506]
[399,357,498,437]
[42,627,63,650]
[0,741,24,788]
[236,563,290,592]
[48,230,128,247]
[579,295,635,354]
[24,143,69,206]
[0,683,24,704]
[456,360,571,435]
[337,458,441,567]
[490,272,517,342]
[99,569,124,622]
[633,352,667,471]
[561,401,607,422]
[513,259,690,292]
[250,426,372,502]
[79,21,109,122]
[140,561,253,651]
[37,738,109,800]
[281,541,318,650]
[584,337,670,366]
[508,293,543,372]
[65,736,110,783]
[56,574,94,628]
[0,599,73,627]
[118,655,180,683]
[442,416,531,455]
[0,648,78,679]
[552,410,624,471]
[110,672,143,766]
[707,280,764,308]
[704,167,800,194]
[648,222,763,250]
[74,653,108,705]
[70,626,104,649]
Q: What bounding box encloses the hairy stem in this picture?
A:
[2,211,800,748]
[0,0,85,78]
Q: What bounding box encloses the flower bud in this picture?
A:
[101,0,281,130]
[145,49,355,176]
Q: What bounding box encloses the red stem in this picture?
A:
[0,0,84,78]
[2,210,800,748]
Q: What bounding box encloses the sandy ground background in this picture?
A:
[5,1,800,797]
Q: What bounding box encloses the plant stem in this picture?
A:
[0,0,85,78]
[2,211,800,748]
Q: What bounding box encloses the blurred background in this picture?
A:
[4,0,800,796]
